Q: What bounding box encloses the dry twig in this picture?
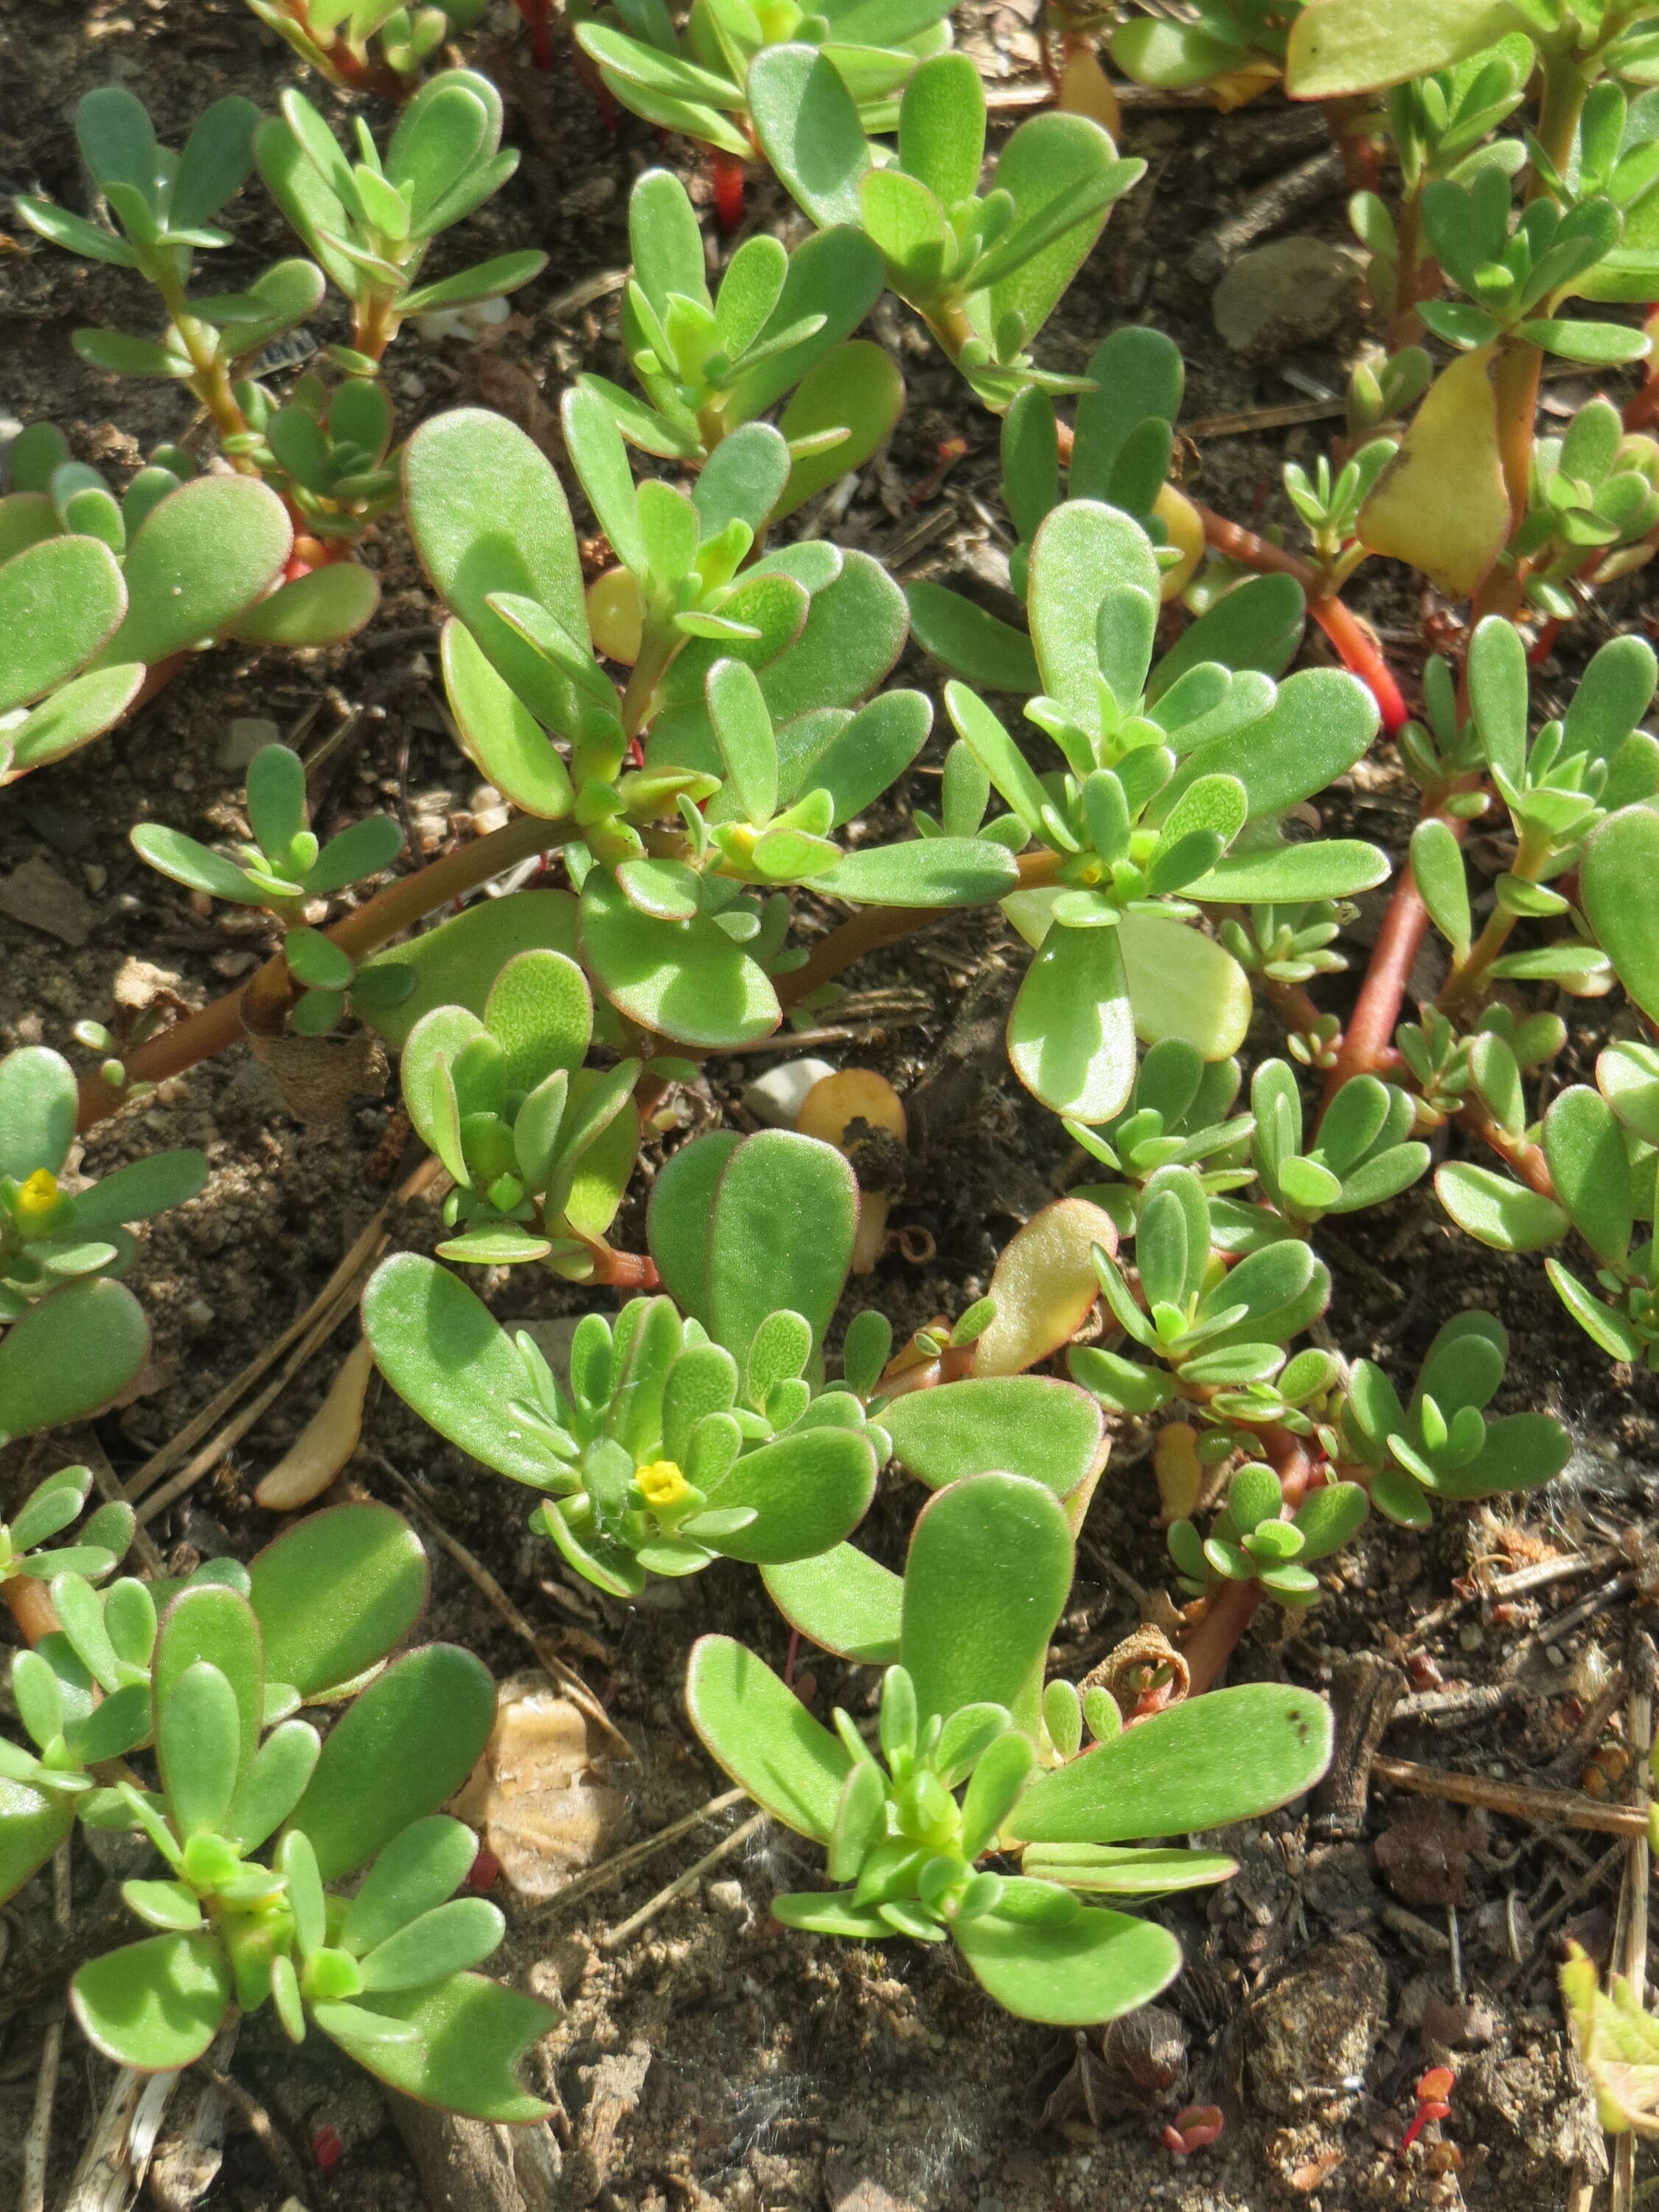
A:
[600,1809,768,1951]
[1372,1754,1649,1837]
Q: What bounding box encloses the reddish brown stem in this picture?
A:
[1320,850,1435,1105]
[512,0,555,69]
[1311,597,1408,734]
[3,1576,58,1646]
[1192,506,1407,734]
[1180,1429,1314,1694]
[710,150,746,237]
[75,812,563,1135]
[1455,1096,1554,1198]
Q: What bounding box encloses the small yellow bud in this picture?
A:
[16,1169,59,1222]
[586,568,644,667]
[636,1459,692,1510]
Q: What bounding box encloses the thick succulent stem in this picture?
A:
[75,813,568,1135]
[1180,1429,1315,1695]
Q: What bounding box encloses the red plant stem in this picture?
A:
[512,0,555,70]
[2,1576,57,1646]
[1320,840,1438,1103]
[710,150,746,238]
[1310,596,1408,735]
[74,812,564,1135]
[1456,1096,1554,1198]
[1180,1429,1315,1695]
[1192,505,1407,734]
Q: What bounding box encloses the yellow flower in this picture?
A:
[15,1169,59,1222]
[636,1459,691,1511]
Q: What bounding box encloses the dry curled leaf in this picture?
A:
[254,1335,374,1510]
[973,1198,1116,1377]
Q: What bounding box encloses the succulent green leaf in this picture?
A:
[762,1545,902,1663]
[883,1377,1103,1495]
[774,341,904,519]
[580,873,779,1048]
[71,1934,232,2071]
[748,46,872,229]
[1029,501,1160,730]
[355,891,580,1049]
[1008,919,1136,1122]
[900,1472,1073,1728]
[320,1973,554,2123]
[953,1902,1181,2026]
[1434,1161,1570,1251]
[0,536,127,712]
[0,1279,150,1442]
[1009,1681,1332,1842]
[0,1046,77,1180]
[708,1130,858,1361]
[4,663,147,774]
[686,1633,853,1840]
[230,561,380,648]
[700,1427,877,1562]
[248,1502,429,1699]
[1584,807,1659,1023]
[157,1661,241,1837]
[1545,1085,1632,1265]
[286,1643,496,1879]
[403,409,588,737]
[822,837,1018,907]
[1285,0,1523,98]
[364,1253,567,1489]
[0,1778,76,1907]
[96,476,291,669]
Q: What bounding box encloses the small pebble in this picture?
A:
[742,1057,838,1130]
[1458,1624,1484,1652]
[706,1879,745,1913]
[219,716,279,773]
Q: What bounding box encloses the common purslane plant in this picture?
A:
[0,1500,554,2117]
[574,0,958,171]
[7,73,542,773]
[20,0,1659,2121]
[690,1470,1332,2022]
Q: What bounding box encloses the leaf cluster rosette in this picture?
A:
[0,425,293,780]
[131,742,409,1034]
[0,1047,206,1441]
[931,501,1385,1121]
[689,1470,1332,2023]
[366,1131,887,1594]
[749,48,1143,406]
[575,167,900,509]
[400,406,1017,1056]
[574,0,959,161]
[0,1503,554,2119]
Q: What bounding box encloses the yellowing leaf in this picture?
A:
[254,1336,375,1510]
[1562,1941,1659,2138]
[1358,345,1509,599]
[974,1199,1118,1378]
[1286,0,1523,99]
